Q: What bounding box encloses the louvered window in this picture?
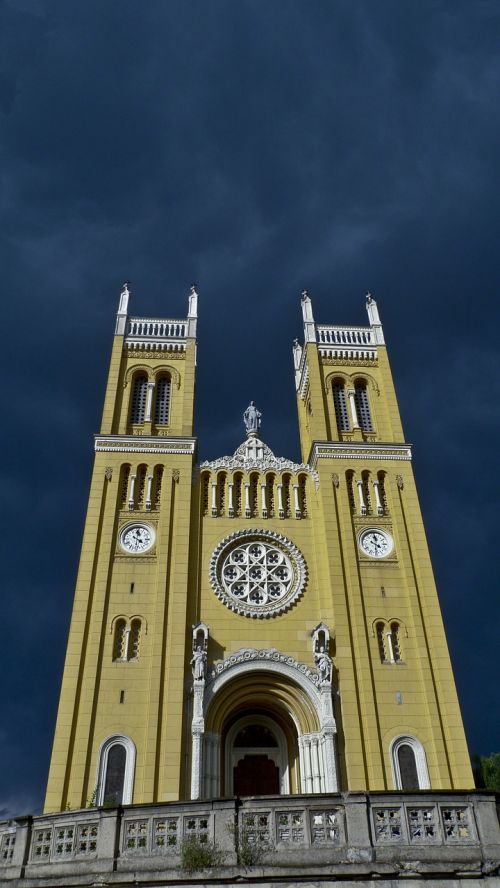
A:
[390,623,402,662]
[333,383,349,431]
[130,375,147,424]
[376,623,387,662]
[154,377,171,425]
[113,619,127,661]
[354,383,373,431]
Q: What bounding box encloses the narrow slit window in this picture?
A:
[390,623,402,662]
[113,619,127,661]
[376,622,387,662]
[129,619,141,660]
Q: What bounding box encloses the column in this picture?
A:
[347,389,360,428]
[145,474,153,511]
[145,381,155,422]
[372,479,383,515]
[211,481,218,517]
[128,473,136,511]
[311,737,322,792]
[261,482,267,518]
[277,483,284,519]
[244,482,251,518]
[356,479,366,515]
[228,481,234,517]
[293,483,301,518]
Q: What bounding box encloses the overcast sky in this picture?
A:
[1,0,499,817]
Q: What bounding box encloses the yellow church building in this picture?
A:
[44,285,473,815]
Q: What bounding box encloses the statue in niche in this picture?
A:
[243,401,262,434]
[191,645,207,681]
[314,647,332,684]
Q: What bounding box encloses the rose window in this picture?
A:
[210,530,307,618]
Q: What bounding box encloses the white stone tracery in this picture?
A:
[210,529,307,619]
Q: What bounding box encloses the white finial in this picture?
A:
[301,289,316,343]
[187,285,198,337]
[365,291,385,344]
[115,281,130,335]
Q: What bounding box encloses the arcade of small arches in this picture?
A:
[346,468,389,517]
[201,470,308,520]
[119,463,164,511]
[329,376,376,436]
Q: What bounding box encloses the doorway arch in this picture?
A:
[226,713,290,795]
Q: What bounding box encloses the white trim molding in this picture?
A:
[95,734,136,805]
[95,435,196,455]
[390,735,430,790]
[308,441,412,469]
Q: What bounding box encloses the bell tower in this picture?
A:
[45,284,198,812]
[293,291,472,790]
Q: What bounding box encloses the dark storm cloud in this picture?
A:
[1,0,499,815]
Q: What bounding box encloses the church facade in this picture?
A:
[44,285,473,815]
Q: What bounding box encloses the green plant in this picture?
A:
[180,835,226,871]
[472,752,500,790]
[86,788,97,808]
[229,820,273,866]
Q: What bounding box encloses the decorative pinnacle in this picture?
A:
[366,291,372,302]
[191,284,197,294]
[122,280,130,293]
[301,289,309,300]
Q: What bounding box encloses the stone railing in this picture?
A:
[316,324,378,361]
[1,792,499,885]
[125,317,188,351]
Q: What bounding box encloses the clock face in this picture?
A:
[120,523,155,554]
[359,528,394,559]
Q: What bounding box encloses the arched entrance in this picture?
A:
[191,648,338,799]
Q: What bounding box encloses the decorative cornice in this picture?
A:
[124,349,186,360]
[208,647,321,686]
[308,441,412,469]
[95,435,196,455]
[201,438,318,484]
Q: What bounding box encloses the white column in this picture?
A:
[123,628,131,662]
[372,480,383,515]
[356,479,366,515]
[145,474,153,511]
[211,481,217,517]
[277,483,284,519]
[145,381,155,422]
[347,389,360,428]
[261,483,267,518]
[244,482,251,518]
[311,737,321,793]
[191,730,203,799]
[293,484,301,518]
[228,482,234,517]
[128,473,136,511]
[386,631,395,663]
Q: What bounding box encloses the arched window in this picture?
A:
[298,473,307,517]
[333,381,349,432]
[96,735,136,806]
[391,736,430,790]
[153,465,163,509]
[130,374,147,424]
[154,375,171,425]
[113,619,127,661]
[376,622,387,662]
[119,464,131,508]
[346,471,356,514]
[201,473,210,517]
[129,619,141,659]
[354,382,373,432]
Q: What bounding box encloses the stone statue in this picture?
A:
[315,647,332,684]
[191,645,207,681]
[243,401,262,434]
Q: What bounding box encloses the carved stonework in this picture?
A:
[105,467,113,480]
[331,473,339,488]
[209,647,321,686]
[172,468,180,482]
[396,474,404,489]
[125,349,186,361]
[201,437,319,486]
[320,356,378,366]
[209,529,308,619]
